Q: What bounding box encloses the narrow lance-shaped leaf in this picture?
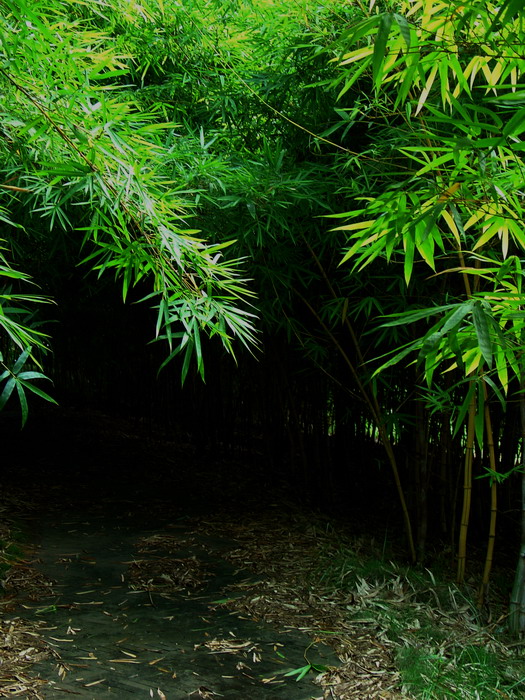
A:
[15,381,28,427]
[0,377,16,410]
[393,13,411,51]
[420,301,474,356]
[18,378,57,404]
[472,300,493,368]
[404,232,414,285]
[380,303,459,328]
[454,382,476,437]
[12,347,30,373]
[475,382,485,449]
[373,13,394,91]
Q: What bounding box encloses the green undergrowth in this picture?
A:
[313,532,525,699]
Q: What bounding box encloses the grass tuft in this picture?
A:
[313,532,525,699]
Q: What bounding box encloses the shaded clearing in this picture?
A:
[0,409,523,699]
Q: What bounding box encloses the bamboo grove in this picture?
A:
[0,0,525,632]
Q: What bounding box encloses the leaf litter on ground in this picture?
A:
[0,489,58,698]
[189,508,522,700]
[2,484,523,699]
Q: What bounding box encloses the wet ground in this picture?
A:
[3,409,337,698]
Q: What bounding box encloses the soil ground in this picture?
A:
[19,503,336,699]
[1,409,341,699]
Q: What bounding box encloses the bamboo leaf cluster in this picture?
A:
[0,0,258,395]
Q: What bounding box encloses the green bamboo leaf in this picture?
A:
[487,0,523,34]
[156,337,184,376]
[180,337,194,385]
[380,304,457,328]
[449,327,465,374]
[423,344,441,386]
[404,233,414,285]
[336,60,371,99]
[339,15,381,46]
[453,383,476,437]
[475,388,485,450]
[393,13,411,51]
[502,107,525,137]
[447,54,472,98]
[373,13,394,90]
[420,331,444,357]
[410,151,455,177]
[487,90,525,105]
[483,375,506,409]
[438,58,449,109]
[0,377,16,410]
[17,379,57,404]
[441,301,475,335]
[472,301,493,368]
[395,62,418,107]
[15,381,28,427]
[284,664,312,681]
[373,339,422,376]
[17,371,49,381]
[193,321,204,380]
[12,348,30,374]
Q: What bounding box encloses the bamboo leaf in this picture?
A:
[393,13,411,51]
[472,301,493,368]
[502,107,525,137]
[441,209,461,246]
[180,337,194,385]
[454,383,476,436]
[339,47,374,67]
[373,339,422,376]
[465,348,482,375]
[420,330,442,356]
[12,348,30,374]
[15,381,28,427]
[415,62,439,116]
[0,377,16,410]
[17,371,49,381]
[487,0,523,34]
[284,665,312,681]
[333,219,377,232]
[475,387,485,449]
[380,304,457,328]
[404,233,414,285]
[483,374,506,408]
[17,379,57,404]
[373,13,394,90]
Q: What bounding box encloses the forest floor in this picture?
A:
[0,409,523,699]
[0,409,404,699]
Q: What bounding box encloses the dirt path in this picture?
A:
[2,410,405,699]
[19,502,336,699]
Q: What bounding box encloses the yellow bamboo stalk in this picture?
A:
[456,253,478,584]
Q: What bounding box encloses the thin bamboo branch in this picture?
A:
[478,381,497,607]
[296,288,416,563]
[457,381,476,584]
[456,253,478,583]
